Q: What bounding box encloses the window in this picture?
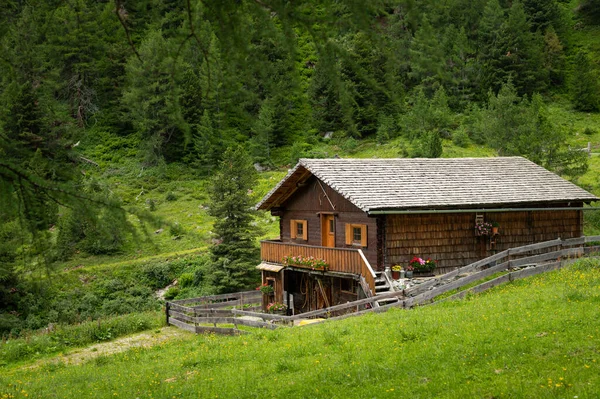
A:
[297,222,304,237]
[290,219,308,240]
[340,278,355,293]
[345,223,367,247]
[353,227,362,242]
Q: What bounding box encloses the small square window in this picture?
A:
[290,219,308,240]
[345,223,367,247]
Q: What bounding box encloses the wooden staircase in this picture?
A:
[374,271,401,307]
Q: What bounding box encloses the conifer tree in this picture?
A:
[478,0,506,96]
[570,51,600,112]
[207,146,260,293]
[408,16,446,94]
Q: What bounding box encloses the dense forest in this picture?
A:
[1,0,600,336]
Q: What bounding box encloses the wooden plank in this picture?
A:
[192,300,240,310]
[562,247,584,258]
[170,290,258,304]
[326,298,407,322]
[562,237,585,246]
[509,250,561,267]
[168,318,196,333]
[286,290,406,320]
[585,235,600,243]
[509,261,561,280]
[194,317,236,324]
[405,261,510,308]
[405,250,509,297]
[508,238,561,255]
[195,325,241,335]
[168,310,196,323]
[168,303,193,313]
[231,309,291,321]
[584,246,600,255]
[235,319,280,330]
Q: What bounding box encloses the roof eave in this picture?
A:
[367,200,598,215]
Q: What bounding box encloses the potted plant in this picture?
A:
[491,221,499,235]
[256,283,274,295]
[405,264,414,278]
[282,255,329,271]
[409,256,436,276]
[475,221,493,236]
[266,302,287,315]
[391,265,403,280]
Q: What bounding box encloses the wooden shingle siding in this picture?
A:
[385,208,583,274]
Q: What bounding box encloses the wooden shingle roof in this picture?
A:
[256,157,597,213]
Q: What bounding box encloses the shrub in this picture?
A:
[165,192,177,201]
[583,127,596,136]
[141,263,174,290]
[452,128,470,148]
[178,273,194,288]
[163,287,180,300]
[170,222,185,237]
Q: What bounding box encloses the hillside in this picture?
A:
[2,0,600,342]
[1,259,599,398]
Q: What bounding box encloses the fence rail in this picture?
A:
[167,236,600,334]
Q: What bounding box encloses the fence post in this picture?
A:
[165,302,170,325]
[557,237,562,264]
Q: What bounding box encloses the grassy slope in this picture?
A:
[2,259,599,398]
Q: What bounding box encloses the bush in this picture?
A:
[165,192,177,201]
[163,287,180,300]
[583,127,596,136]
[170,222,185,237]
[141,263,174,290]
[178,273,194,288]
[452,128,470,148]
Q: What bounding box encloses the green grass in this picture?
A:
[2,259,599,398]
[0,311,165,367]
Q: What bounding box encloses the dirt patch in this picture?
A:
[24,326,192,370]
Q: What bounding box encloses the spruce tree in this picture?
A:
[570,50,600,112]
[207,146,260,293]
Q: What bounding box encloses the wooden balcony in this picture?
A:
[260,240,376,293]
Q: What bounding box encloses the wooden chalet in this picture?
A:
[256,157,597,315]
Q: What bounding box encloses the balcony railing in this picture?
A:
[260,240,376,294]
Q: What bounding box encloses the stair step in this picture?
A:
[375,284,390,292]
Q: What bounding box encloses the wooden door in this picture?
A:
[321,214,335,247]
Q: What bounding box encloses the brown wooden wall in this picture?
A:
[278,176,378,268]
[385,207,583,274]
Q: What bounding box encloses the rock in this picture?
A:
[323,131,333,140]
[155,228,164,234]
[253,163,268,172]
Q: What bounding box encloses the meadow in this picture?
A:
[1,258,599,398]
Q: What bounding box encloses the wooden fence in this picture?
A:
[167,236,600,334]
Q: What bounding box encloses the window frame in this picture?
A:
[345,223,367,247]
[290,219,308,240]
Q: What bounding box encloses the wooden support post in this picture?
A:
[166,302,170,325]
